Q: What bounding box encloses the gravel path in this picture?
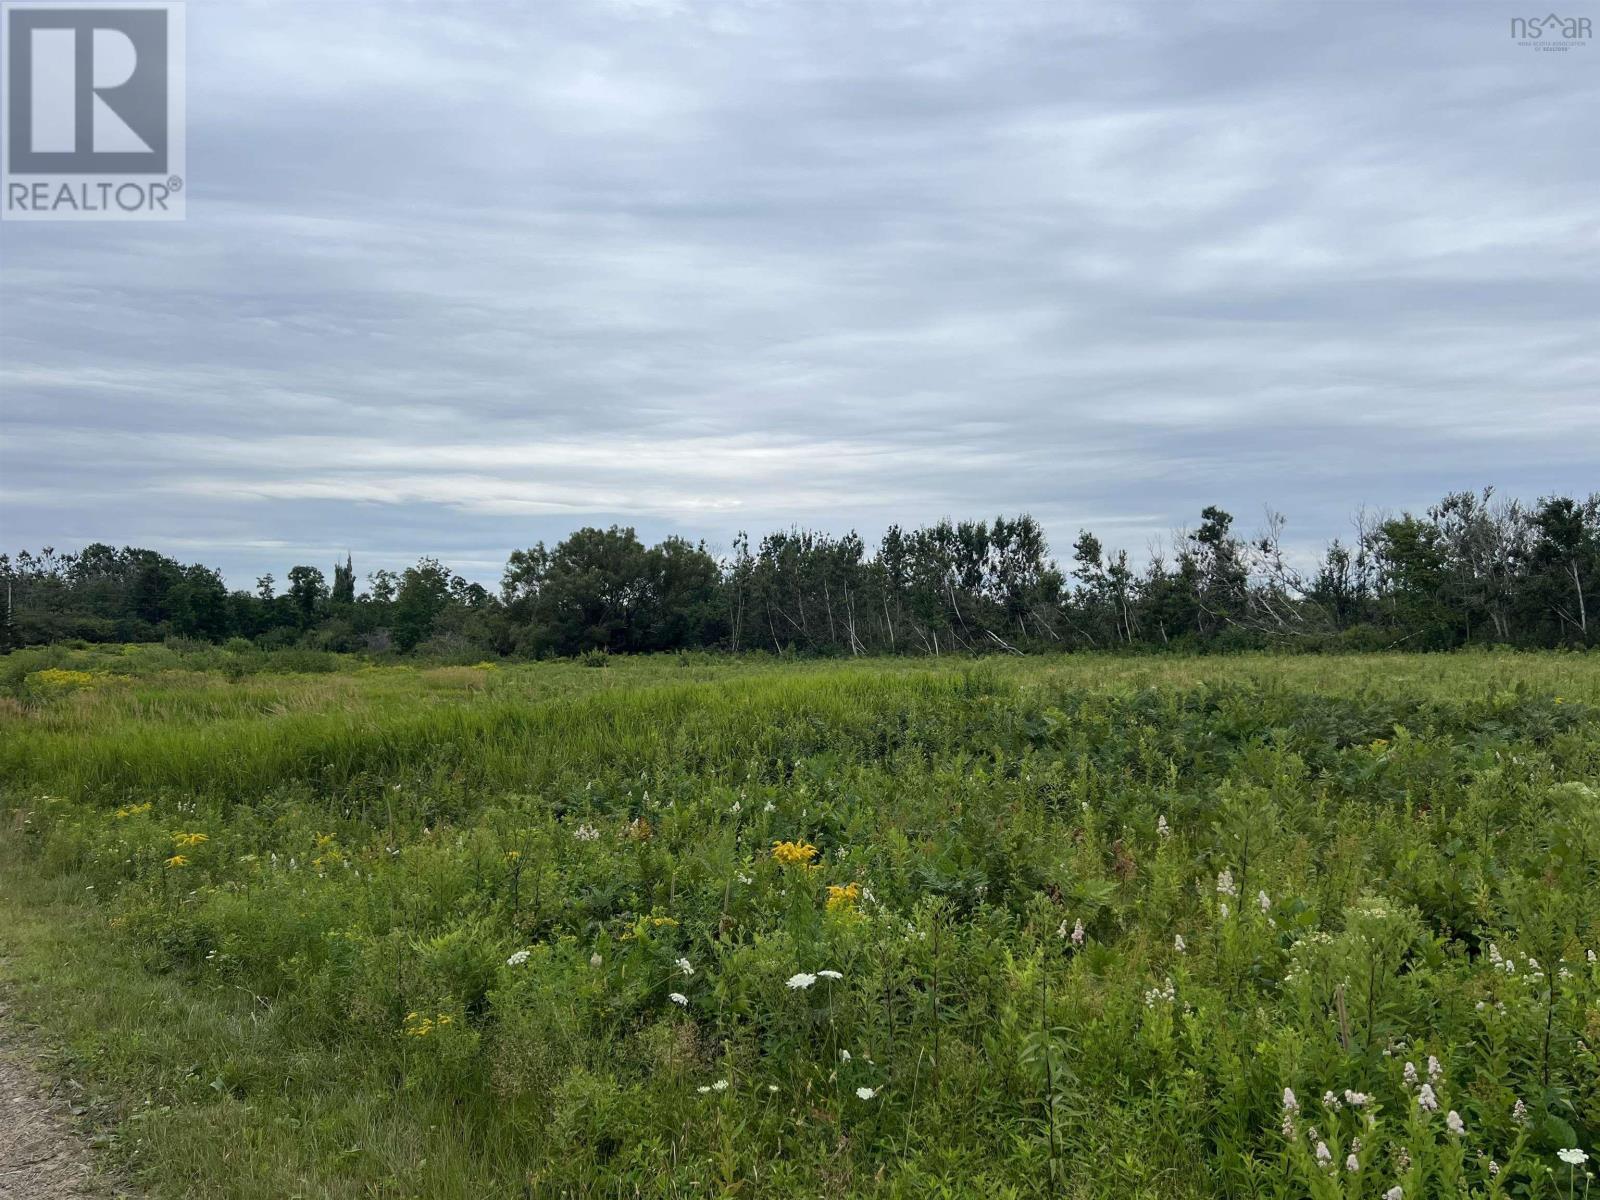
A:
[0,1007,121,1200]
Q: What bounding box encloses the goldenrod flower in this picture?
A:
[772,840,818,867]
[825,882,861,912]
[164,854,189,868]
[172,832,208,848]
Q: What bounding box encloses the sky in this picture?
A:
[2,0,1597,589]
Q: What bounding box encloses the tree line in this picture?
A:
[3,487,1596,657]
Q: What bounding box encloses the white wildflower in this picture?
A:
[669,992,688,1007]
[1257,890,1271,913]
[1346,1153,1360,1173]
[1512,1098,1528,1124]
[1217,869,1236,897]
[505,949,531,967]
[572,823,600,842]
[1384,1188,1403,1200]
[590,952,603,968]
[1282,1088,1299,1113]
[787,972,817,990]
[855,1086,877,1100]
[1556,1149,1588,1166]
[712,1079,729,1092]
[1427,1055,1442,1081]
[1446,1110,1465,1136]
[817,969,843,980]
[1417,1083,1439,1112]
[676,957,694,977]
[1403,1061,1418,1088]
[1323,1091,1342,1111]
[1174,934,1186,953]
[1157,815,1170,839]
[840,1050,851,1062]
[1343,1090,1370,1108]
[1071,919,1086,947]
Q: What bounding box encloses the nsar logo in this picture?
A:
[1509,12,1591,50]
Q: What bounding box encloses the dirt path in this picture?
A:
[0,1006,121,1200]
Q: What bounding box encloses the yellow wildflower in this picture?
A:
[826,882,861,913]
[173,831,209,848]
[504,849,521,862]
[115,802,153,819]
[165,854,189,869]
[649,915,679,927]
[772,840,819,868]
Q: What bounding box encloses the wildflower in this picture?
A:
[1257,890,1271,914]
[1217,869,1236,897]
[772,840,819,867]
[164,854,189,868]
[1315,1141,1333,1168]
[505,949,531,967]
[1588,949,1596,964]
[1488,1160,1499,1177]
[817,969,843,980]
[1417,1083,1439,1112]
[1343,1090,1370,1108]
[728,800,741,815]
[1142,978,1175,1007]
[1323,1091,1343,1111]
[767,1084,779,1093]
[1346,1153,1360,1173]
[669,992,688,1007]
[697,1085,711,1094]
[1427,1055,1442,1081]
[676,957,694,977]
[1384,1189,1404,1200]
[589,952,603,968]
[1446,1110,1465,1136]
[840,1050,851,1062]
[1512,1098,1528,1124]
[1157,815,1170,839]
[503,849,520,862]
[763,801,776,814]
[787,973,817,990]
[1283,1088,1299,1113]
[1219,902,1229,919]
[1403,1061,1418,1088]
[572,823,600,842]
[1557,1149,1588,1166]
[1071,919,1086,947]
[1173,934,1186,954]
[826,883,861,913]
[712,1079,729,1092]
[855,1086,877,1100]
[172,832,208,849]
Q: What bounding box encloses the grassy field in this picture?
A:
[1,649,1598,1198]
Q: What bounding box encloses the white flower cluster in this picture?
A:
[1142,978,1175,1008]
[572,823,601,842]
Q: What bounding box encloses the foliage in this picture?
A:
[0,654,1597,1197]
[4,489,1596,660]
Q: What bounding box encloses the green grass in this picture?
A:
[2,651,1598,1198]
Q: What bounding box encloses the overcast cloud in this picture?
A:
[2,0,1596,586]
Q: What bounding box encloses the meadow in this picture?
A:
[1,646,1597,1198]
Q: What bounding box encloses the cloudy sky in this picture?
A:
[2,0,1596,588]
